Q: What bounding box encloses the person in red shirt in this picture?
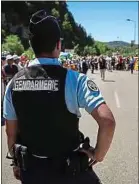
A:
[118,56,123,70]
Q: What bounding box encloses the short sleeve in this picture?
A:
[77,73,105,113]
[3,80,17,120]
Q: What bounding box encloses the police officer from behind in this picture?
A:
[3,10,116,184]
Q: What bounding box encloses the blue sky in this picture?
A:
[67,2,138,43]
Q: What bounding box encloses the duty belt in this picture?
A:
[32,146,80,159]
[7,135,93,175]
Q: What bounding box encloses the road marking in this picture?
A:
[114,91,120,108]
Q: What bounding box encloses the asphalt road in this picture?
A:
[2,69,138,184]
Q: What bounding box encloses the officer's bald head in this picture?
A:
[29,10,62,57]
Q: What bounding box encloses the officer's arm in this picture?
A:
[77,74,116,162]
[5,120,18,155]
[91,103,115,162]
[3,81,18,155]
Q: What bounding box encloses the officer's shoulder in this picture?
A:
[7,69,25,90]
[66,68,86,82]
[12,68,25,81]
[16,67,25,75]
[28,58,39,66]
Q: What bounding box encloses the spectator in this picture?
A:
[106,56,112,71]
[13,55,23,71]
[1,56,7,66]
[99,56,107,80]
[125,57,130,71]
[3,55,18,84]
[1,57,6,101]
[130,56,135,74]
[118,56,123,70]
[111,56,116,70]
[90,57,95,73]
[82,59,88,74]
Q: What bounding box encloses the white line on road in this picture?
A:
[114,91,120,108]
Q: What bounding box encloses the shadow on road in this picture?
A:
[103,80,115,82]
[92,72,100,74]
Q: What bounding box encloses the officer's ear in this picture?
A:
[56,40,61,50]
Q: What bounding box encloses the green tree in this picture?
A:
[106,50,113,57]
[2,35,24,55]
[74,44,80,55]
[1,1,95,51]
[83,46,97,56]
[135,48,139,56]
[95,41,107,54]
[62,13,72,31]
[1,29,6,42]
[51,8,60,17]
[83,45,89,56]
[90,47,97,55]
[86,35,95,46]
[62,20,72,32]
[24,48,35,60]
[62,13,73,49]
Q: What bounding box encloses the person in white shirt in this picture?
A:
[106,56,112,72]
[13,55,23,71]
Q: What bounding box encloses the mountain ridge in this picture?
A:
[104,41,131,47]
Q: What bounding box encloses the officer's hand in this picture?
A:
[80,147,102,166]
[13,166,21,180]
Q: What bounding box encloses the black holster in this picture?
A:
[65,152,90,176]
[65,136,92,176]
[13,144,28,171]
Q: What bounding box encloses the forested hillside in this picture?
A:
[1,1,94,52]
[2,1,138,56]
[105,41,130,48]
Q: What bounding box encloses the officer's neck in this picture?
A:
[36,53,59,59]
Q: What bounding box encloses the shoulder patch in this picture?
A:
[87,80,98,91]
